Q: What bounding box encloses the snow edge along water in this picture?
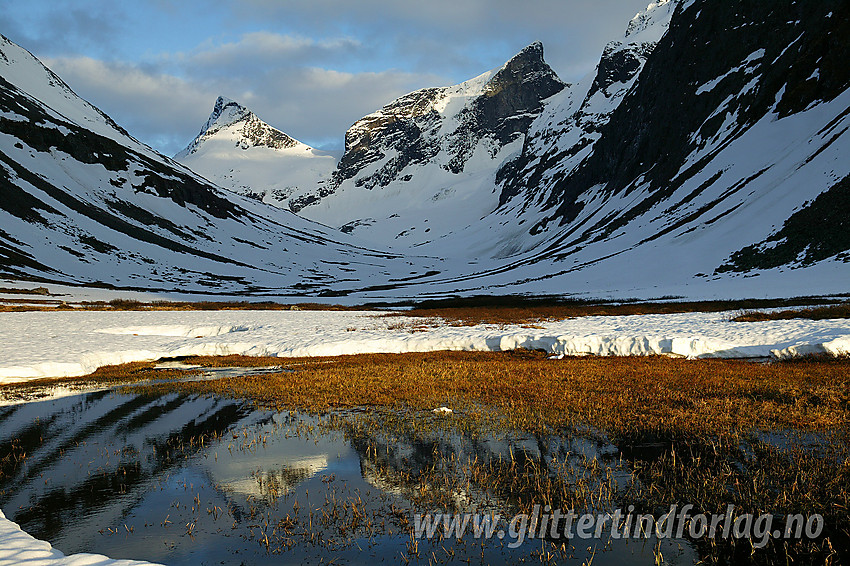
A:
[0,508,163,566]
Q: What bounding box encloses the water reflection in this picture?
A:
[0,388,697,564]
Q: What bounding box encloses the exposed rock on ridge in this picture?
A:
[288,42,565,212]
[177,96,299,159]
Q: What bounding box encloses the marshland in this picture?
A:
[1,343,848,565]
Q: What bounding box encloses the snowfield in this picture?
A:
[1,309,848,384]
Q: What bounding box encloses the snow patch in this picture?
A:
[0,508,162,566]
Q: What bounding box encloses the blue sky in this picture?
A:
[1,0,652,155]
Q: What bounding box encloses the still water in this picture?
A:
[0,386,696,565]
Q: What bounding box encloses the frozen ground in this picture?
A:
[1,309,849,384]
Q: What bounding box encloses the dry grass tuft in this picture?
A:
[396,298,847,327]
[53,351,850,442]
[733,302,850,322]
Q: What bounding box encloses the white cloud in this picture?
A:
[41,49,444,156]
[176,31,364,75]
[12,0,656,156]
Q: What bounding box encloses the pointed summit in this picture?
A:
[483,41,565,101]
[174,96,336,209]
[202,96,253,133]
[461,41,565,142]
[506,41,545,65]
[176,96,300,159]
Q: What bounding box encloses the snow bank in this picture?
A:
[1,310,849,384]
[0,509,161,566]
[96,324,254,337]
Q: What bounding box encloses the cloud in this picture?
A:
[1,1,127,58]
[10,0,656,156]
[42,44,444,156]
[42,56,217,155]
[174,32,365,77]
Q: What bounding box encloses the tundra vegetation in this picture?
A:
[2,349,847,564]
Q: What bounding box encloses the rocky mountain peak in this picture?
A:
[176,96,300,158]
[484,42,562,98]
[495,41,544,71]
[478,41,566,133]
[203,96,253,132]
[519,40,544,56]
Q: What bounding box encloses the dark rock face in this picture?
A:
[289,43,565,212]
[336,88,444,187]
[719,174,850,272]
[496,0,850,269]
[288,88,443,209]
[585,43,646,101]
[546,0,848,226]
[446,42,566,174]
[473,42,565,142]
[497,33,662,210]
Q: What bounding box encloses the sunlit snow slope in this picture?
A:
[176,96,337,208]
[0,34,446,297]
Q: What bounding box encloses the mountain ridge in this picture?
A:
[0,33,446,297]
[175,96,337,206]
[176,96,302,159]
[2,0,849,301]
[278,40,566,248]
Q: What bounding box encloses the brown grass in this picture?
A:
[45,351,849,442]
[733,302,850,322]
[0,298,363,312]
[396,298,847,326]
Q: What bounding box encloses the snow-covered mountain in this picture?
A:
[2,0,849,301]
[180,42,566,248]
[471,0,850,296]
[175,96,337,207]
[0,34,444,297]
[177,0,848,299]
